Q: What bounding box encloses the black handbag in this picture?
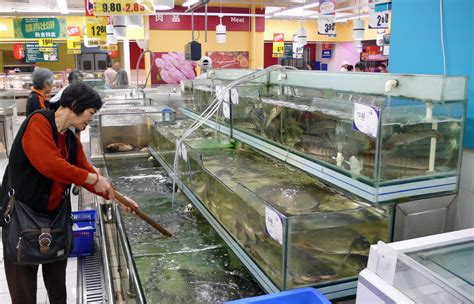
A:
[2,186,73,265]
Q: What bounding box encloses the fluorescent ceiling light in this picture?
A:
[273,2,319,17]
[265,6,282,15]
[155,0,174,10]
[182,0,199,7]
[56,0,69,14]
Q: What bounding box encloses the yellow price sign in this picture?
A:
[67,37,81,50]
[272,42,284,54]
[86,17,107,39]
[93,0,154,16]
[38,38,54,47]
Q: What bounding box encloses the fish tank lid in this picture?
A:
[208,69,467,103]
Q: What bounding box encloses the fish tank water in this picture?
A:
[105,157,263,303]
[183,70,467,202]
[149,117,391,290]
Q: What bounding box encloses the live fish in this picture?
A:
[106,142,135,152]
[265,106,283,129]
[386,129,442,148]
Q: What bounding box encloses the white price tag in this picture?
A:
[215,86,223,101]
[292,43,303,59]
[369,9,390,29]
[265,207,283,245]
[181,143,188,161]
[318,15,336,36]
[230,88,239,105]
[222,101,230,119]
[352,103,380,138]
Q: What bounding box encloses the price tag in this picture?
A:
[181,143,188,162]
[352,103,380,138]
[272,42,284,54]
[93,0,154,16]
[292,43,303,59]
[86,17,107,39]
[369,9,390,29]
[230,89,239,105]
[318,15,336,35]
[67,50,81,54]
[222,101,230,119]
[265,207,283,245]
[67,37,81,50]
[38,38,54,47]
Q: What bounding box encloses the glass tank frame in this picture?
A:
[181,70,468,203]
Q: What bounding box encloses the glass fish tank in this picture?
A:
[105,157,263,303]
[183,70,467,202]
[149,118,391,291]
[96,106,175,156]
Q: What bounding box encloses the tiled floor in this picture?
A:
[0,193,80,304]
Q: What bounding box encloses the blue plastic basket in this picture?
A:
[225,288,331,304]
[69,210,96,257]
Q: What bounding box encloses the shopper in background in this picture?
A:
[26,68,54,116]
[355,62,366,72]
[347,65,354,72]
[340,60,350,72]
[306,61,313,70]
[377,62,388,73]
[114,62,129,86]
[49,71,83,111]
[104,62,117,88]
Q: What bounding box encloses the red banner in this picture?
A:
[149,7,265,32]
[273,33,284,42]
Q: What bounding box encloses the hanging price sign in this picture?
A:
[86,17,107,39]
[93,0,154,16]
[67,37,81,50]
[272,33,284,58]
[369,9,390,29]
[318,15,336,35]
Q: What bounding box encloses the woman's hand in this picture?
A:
[86,173,115,200]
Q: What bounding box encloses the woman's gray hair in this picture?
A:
[32,68,54,89]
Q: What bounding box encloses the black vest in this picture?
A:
[3,110,78,214]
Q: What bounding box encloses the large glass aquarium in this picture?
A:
[149,114,391,294]
[181,70,467,202]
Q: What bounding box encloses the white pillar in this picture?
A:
[123,38,131,82]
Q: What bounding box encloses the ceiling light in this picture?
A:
[296,26,307,46]
[106,25,117,45]
[155,0,174,10]
[127,15,143,27]
[216,23,226,43]
[273,2,319,17]
[113,16,127,38]
[353,19,365,40]
[57,0,69,14]
[182,0,198,7]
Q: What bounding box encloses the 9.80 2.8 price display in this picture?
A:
[93,0,154,16]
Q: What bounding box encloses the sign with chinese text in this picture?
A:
[292,36,303,59]
[150,7,264,32]
[272,33,284,58]
[13,18,66,39]
[352,103,380,138]
[93,0,154,16]
[25,43,58,63]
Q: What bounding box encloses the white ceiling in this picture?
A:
[0,0,373,17]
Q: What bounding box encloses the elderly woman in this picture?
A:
[1,82,137,303]
[26,67,54,116]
